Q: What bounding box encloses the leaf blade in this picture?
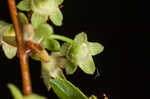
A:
[23,93,45,99]
[50,78,88,99]
[7,84,23,99]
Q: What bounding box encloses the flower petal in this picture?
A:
[56,0,64,5]
[17,0,31,11]
[50,8,63,26]
[35,23,53,39]
[74,32,87,43]
[88,42,104,56]
[2,41,17,59]
[78,55,95,74]
[31,13,47,28]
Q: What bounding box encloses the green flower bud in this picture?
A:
[67,43,89,65]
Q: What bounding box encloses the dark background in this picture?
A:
[0,0,120,99]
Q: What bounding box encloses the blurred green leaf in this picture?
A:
[2,41,17,59]
[35,23,53,39]
[8,84,46,99]
[42,39,60,51]
[50,8,63,26]
[41,52,66,90]
[50,78,88,99]
[31,13,47,28]
[8,84,23,99]
[74,32,87,43]
[23,93,45,99]
[17,0,31,11]
[65,60,77,75]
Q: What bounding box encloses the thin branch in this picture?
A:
[8,0,32,95]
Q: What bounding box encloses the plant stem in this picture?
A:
[50,34,74,44]
[8,0,32,95]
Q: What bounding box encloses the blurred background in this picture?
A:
[0,0,120,98]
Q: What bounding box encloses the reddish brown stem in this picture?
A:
[8,0,32,95]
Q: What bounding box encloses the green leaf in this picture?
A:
[41,52,66,90]
[42,39,60,51]
[74,32,87,43]
[50,8,63,26]
[23,93,45,99]
[8,84,23,99]
[60,43,71,56]
[31,13,47,28]
[35,23,53,39]
[88,42,104,56]
[78,55,95,74]
[56,0,64,5]
[65,60,77,75]
[50,78,88,99]
[18,12,28,25]
[89,95,97,99]
[17,0,31,11]
[2,41,17,59]
[8,84,46,99]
